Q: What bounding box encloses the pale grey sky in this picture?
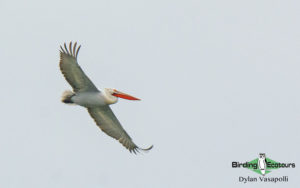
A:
[0,0,300,187]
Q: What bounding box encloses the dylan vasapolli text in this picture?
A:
[239,176,288,183]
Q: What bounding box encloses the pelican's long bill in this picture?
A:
[112,89,140,100]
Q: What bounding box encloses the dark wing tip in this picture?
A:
[140,145,154,152]
[59,41,81,59]
[130,145,153,155]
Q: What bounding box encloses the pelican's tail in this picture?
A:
[61,90,75,104]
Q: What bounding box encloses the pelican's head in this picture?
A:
[104,88,140,104]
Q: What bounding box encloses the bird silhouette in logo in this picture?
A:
[258,153,267,176]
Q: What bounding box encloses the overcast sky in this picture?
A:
[0,0,300,187]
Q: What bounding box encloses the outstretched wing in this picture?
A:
[59,42,99,92]
[88,106,153,154]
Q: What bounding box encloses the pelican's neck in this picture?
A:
[103,89,118,105]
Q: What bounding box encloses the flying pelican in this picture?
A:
[59,42,153,154]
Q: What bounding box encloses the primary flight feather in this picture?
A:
[59,42,153,154]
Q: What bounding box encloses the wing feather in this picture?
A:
[87,106,153,153]
[59,42,99,92]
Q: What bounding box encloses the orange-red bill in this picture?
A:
[112,90,141,100]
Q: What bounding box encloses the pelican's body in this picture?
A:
[59,42,152,154]
[69,90,117,107]
[72,92,105,107]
